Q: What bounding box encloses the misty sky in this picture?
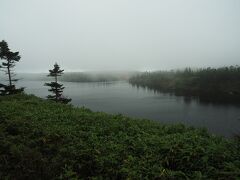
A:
[1,0,240,72]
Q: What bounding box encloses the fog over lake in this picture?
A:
[1,0,240,72]
[1,0,240,178]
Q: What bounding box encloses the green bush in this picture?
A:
[0,94,239,179]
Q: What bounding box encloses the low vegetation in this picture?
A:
[129,66,240,103]
[0,94,239,179]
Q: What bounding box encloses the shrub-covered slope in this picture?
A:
[0,94,239,179]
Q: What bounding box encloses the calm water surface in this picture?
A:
[16,80,240,138]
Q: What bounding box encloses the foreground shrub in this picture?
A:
[0,94,239,179]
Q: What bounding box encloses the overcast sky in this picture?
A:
[1,0,240,72]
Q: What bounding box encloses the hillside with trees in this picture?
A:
[129,66,240,103]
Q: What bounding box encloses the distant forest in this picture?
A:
[16,71,137,82]
[129,66,240,103]
[59,72,128,82]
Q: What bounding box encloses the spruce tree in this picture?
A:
[45,63,71,104]
[0,40,24,95]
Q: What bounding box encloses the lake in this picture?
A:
[15,80,240,138]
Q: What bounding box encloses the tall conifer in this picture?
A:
[0,40,24,95]
[45,63,71,104]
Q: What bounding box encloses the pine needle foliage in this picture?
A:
[45,63,71,104]
[0,40,24,95]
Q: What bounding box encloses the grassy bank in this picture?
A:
[0,94,239,179]
[129,66,240,103]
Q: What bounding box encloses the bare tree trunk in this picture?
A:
[55,74,58,101]
[7,61,12,86]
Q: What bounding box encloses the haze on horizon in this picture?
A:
[1,0,240,73]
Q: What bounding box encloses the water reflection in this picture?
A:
[130,83,240,107]
[12,80,240,138]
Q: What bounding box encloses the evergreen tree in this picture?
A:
[0,40,24,95]
[45,63,71,104]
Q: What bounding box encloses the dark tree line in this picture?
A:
[2,39,239,104]
[0,40,71,104]
[129,66,240,103]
